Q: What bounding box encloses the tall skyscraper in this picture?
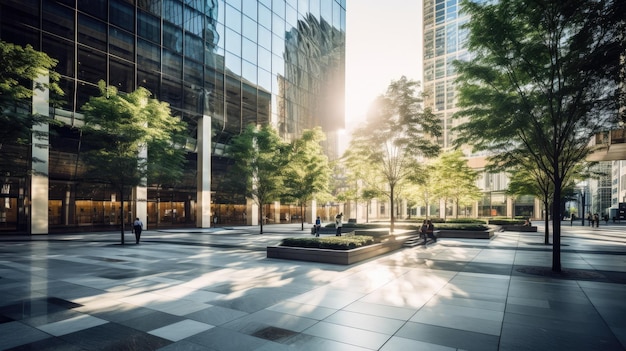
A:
[0,0,345,234]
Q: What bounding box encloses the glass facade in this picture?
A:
[0,0,346,233]
[423,0,468,150]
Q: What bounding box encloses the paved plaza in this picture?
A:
[0,222,625,350]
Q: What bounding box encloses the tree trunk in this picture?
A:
[552,180,562,272]
[300,202,304,231]
[543,200,550,245]
[389,185,395,233]
[258,201,264,234]
[119,188,125,245]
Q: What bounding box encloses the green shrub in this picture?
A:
[488,218,525,225]
[435,223,490,231]
[280,236,374,250]
[445,218,487,224]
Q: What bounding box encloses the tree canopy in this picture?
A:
[344,76,441,232]
[227,124,290,234]
[454,0,624,271]
[0,40,63,178]
[80,81,187,243]
[431,150,482,219]
[282,127,332,230]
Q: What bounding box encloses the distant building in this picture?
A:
[0,0,345,233]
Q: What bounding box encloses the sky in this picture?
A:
[345,0,423,125]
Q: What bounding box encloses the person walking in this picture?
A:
[335,213,343,236]
[133,217,143,244]
[315,216,321,237]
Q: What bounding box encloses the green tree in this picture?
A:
[227,124,289,234]
[0,41,63,178]
[344,76,441,232]
[432,150,482,219]
[454,0,624,271]
[283,127,332,230]
[80,81,186,243]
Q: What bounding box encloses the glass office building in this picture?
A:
[0,0,345,233]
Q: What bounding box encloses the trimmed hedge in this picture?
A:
[488,218,526,225]
[281,236,375,250]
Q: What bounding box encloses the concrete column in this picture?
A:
[246,198,258,225]
[307,199,317,224]
[196,115,211,228]
[30,74,49,234]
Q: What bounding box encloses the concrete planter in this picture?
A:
[267,237,406,265]
[436,229,494,239]
[500,225,537,232]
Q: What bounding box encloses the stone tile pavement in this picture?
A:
[0,222,625,350]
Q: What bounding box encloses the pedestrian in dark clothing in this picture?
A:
[335,213,343,236]
[426,220,436,243]
[133,217,143,244]
[315,216,321,237]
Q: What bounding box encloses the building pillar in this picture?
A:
[30,74,49,234]
[196,115,211,228]
[307,199,317,224]
[246,198,258,225]
[506,197,513,218]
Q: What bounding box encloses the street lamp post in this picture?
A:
[580,188,585,226]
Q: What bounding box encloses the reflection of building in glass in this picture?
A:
[0,0,345,233]
[422,0,542,218]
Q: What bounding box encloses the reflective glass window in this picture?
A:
[435,58,445,79]
[225,75,242,133]
[137,39,161,72]
[242,15,257,41]
[242,83,257,126]
[225,28,241,56]
[110,0,134,32]
[42,2,74,38]
[225,51,241,76]
[163,0,183,25]
[138,0,161,16]
[77,46,106,84]
[185,32,204,61]
[225,4,241,32]
[242,60,257,84]
[258,25,271,50]
[298,0,308,14]
[258,67,271,92]
[42,35,74,78]
[138,10,161,43]
[333,1,340,29]
[109,57,134,93]
[272,34,284,57]
[272,14,284,34]
[78,0,106,20]
[163,21,183,53]
[446,23,456,54]
[446,5,457,21]
[242,0,257,20]
[272,0,285,17]
[286,4,297,28]
[184,58,203,86]
[78,14,107,52]
[229,0,242,11]
[138,69,160,96]
[110,27,135,61]
[272,53,284,76]
[259,0,271,10]
[161,77,183,109]
[163,49,183,78]
[321,0,331,22]
[76,82,101,111]
[242,38,257,64]
[258,47,271,71]
[435,26,445,56]
[184,6,203,36]
[258,4,271,29]
[310,0,320,19]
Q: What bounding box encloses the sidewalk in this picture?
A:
[0,223,625,350]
